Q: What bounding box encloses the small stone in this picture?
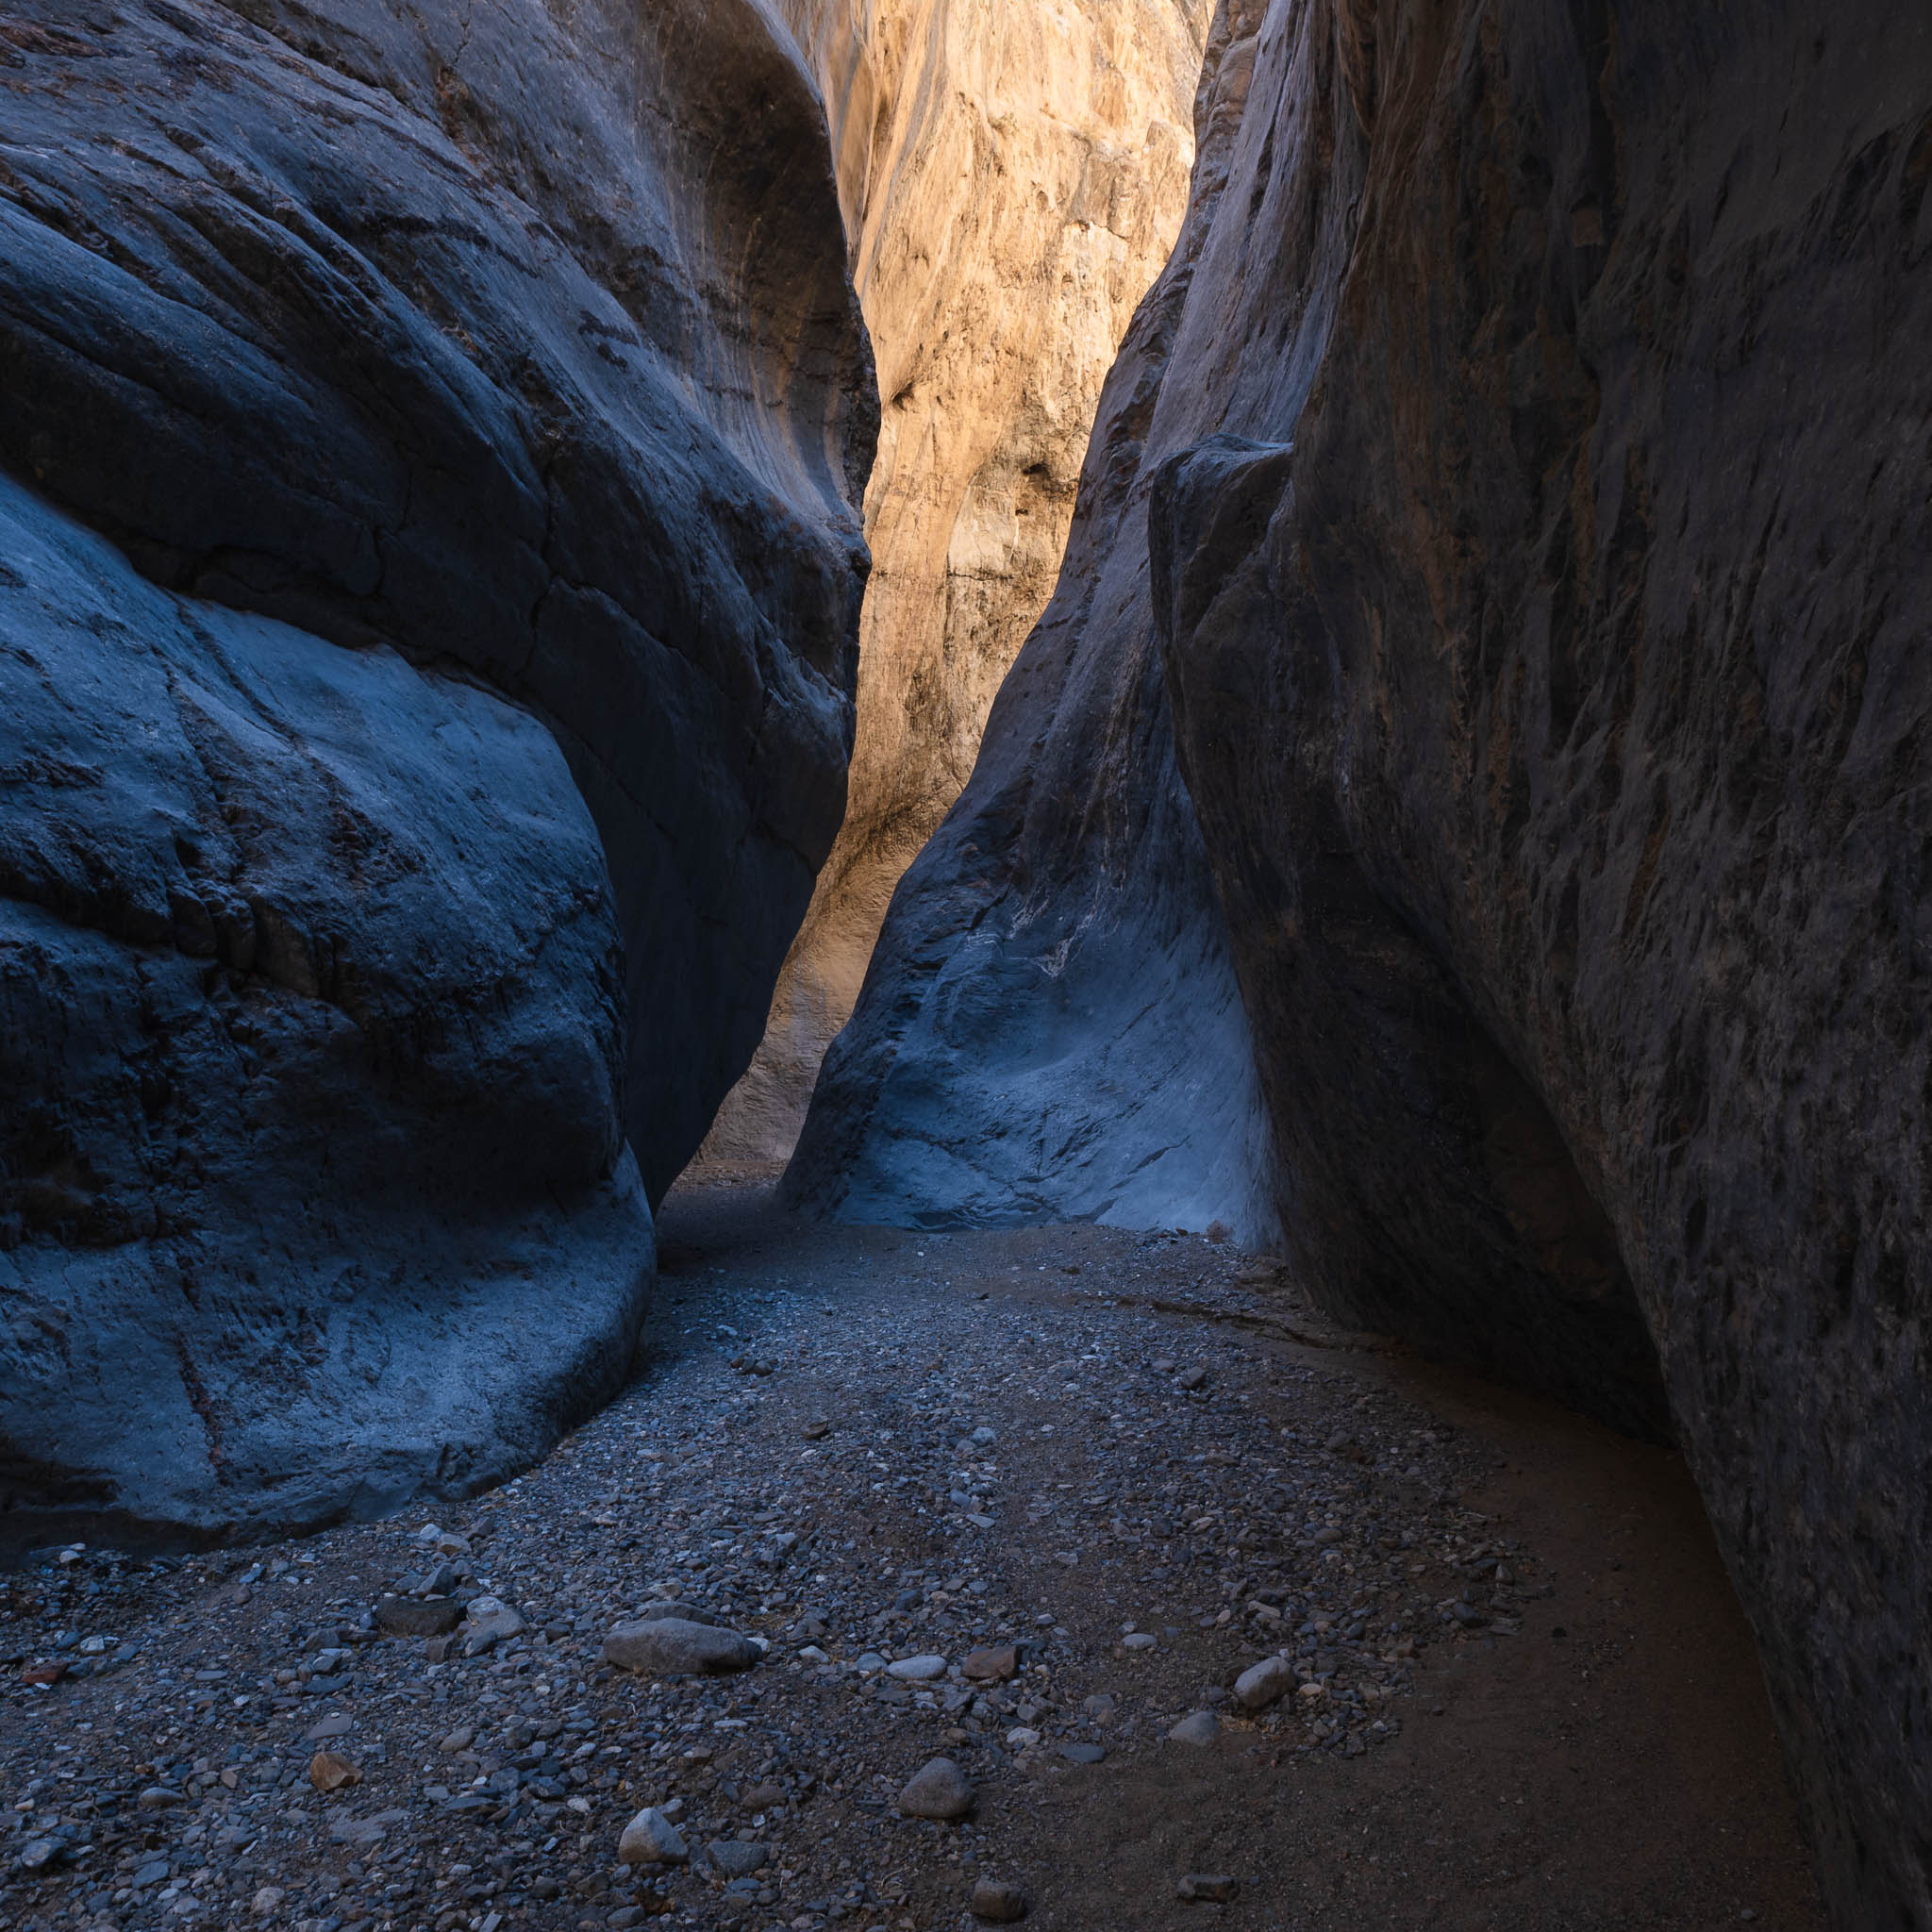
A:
[971,1426,997,1445]
[960,1645,1018,1683]
[1176,1367,1208,1391]
[439,1725,475,1754]
[375,1594,462,1639]
[1167,1711,1222,1746]
[898,1757,974,1820]
[887,1654,947,1681]
[251,1886,285,1914]
[802,1420,833,1441]
[19,1662,67,1687]
[1058,1741,1106,1764]
[969,1877,1028,1923]
[741,1781,787,1811]
[309,1752,361,1792]
[1122,1631,1158,1650]
[605,1617,760,1675]
[1178,1874,1239,1902]
[1233,1656,1297,1711]
[137,1787,185,1810]
[618,1807,690,1866]
[708,1840,769,1876]
[1005,1727,1041,1749]
[305,1713,354,1740]
[461,1597,527,1657]
[18,1837,58,1871]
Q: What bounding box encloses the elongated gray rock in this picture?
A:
[604,1617,761,1676]
[0,0,872,1544]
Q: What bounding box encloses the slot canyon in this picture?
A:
[0,3,1926,1932]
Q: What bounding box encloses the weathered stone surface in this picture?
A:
[618,1807,689,1867]
[373,1596,461,1641]
[897,1756,974,1821]
[801,0,1932,1921]
[1145,1,1932,1920]
[1166,1710,1222,1747]
[786,4,1281,1240]
[604,1617,760,1676]
[0,0,872,1541]
[1231,1657,1294,1713]
[969,1877,1029,1924]
[702,0,1213,1163]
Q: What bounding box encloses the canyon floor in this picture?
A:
[1,1174,1823,1932]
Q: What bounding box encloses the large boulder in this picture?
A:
[795,0,1932,1921]
[0,0,872,1543]
[699,0,1215,1164]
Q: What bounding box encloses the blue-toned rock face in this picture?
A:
[0,0,874,1540]
[0,475,651,1541]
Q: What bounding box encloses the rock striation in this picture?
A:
[797,0,1932,1920]
[0,0,873,1542]
[701,0,1214,1162]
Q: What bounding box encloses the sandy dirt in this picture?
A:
[0,1174,1822,1932]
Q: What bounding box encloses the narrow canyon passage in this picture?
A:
[0,1179,1821,1932]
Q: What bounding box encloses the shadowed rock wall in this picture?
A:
[0,0,873,1541]
[798,0,1932,1918]
[698,0,1214,1163]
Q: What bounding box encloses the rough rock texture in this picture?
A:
[786,5,1281,1240]
[0,0,872,1541]
[804,0,1932,1920]
[700,0,1213,1161]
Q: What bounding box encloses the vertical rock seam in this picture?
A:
[698,0,1215,1164]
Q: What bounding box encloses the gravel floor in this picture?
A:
[0,1176,1824,1932]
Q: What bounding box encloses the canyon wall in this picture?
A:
[0,0,872,1542]
[785,3,1282,1240]
[699,0,1214,1163]
[798,0,1932,1920]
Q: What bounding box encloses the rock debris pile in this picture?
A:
[0,1214,1547,1932]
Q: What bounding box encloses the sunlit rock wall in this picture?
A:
[699,0,1214,1162]
[785,1,1283,1241]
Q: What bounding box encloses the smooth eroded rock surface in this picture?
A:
[1144,0,1932,1920]
[0,0,873,1541]
[701,0,1213,1163]
[604,1616,761,1676]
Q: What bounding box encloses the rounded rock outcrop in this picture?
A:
[0,0,873,1544]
